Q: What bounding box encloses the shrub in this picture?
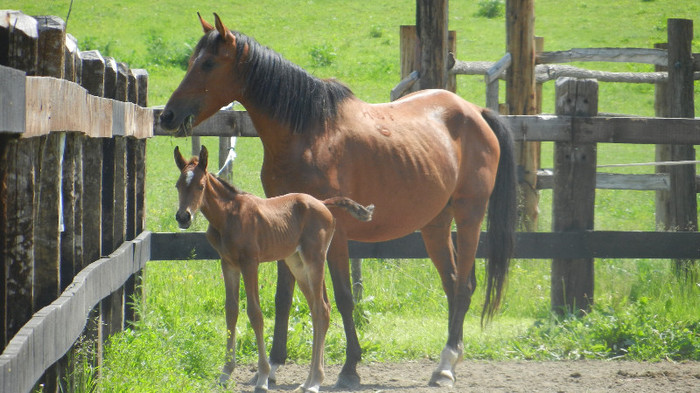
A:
[476,0,504,19]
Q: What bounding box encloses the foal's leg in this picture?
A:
[325,230,362,388]
[242,262,272,393]
[219,259,241,385]
[285,252,330,393]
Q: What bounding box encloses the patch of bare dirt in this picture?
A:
[231,359,700,392]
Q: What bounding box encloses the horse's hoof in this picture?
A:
[334,372,361,389]
[292,386,319,393]
[248,373,276,386]
[428,370,455,388]
[253,386,268,393]
[217,374,230,387]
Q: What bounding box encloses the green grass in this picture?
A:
[14,0,700,391]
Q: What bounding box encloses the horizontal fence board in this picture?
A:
[151,231,700,261]
[152,109,700,146]
[152,108,258,137]
[537,47,668,66]
[0,231,151,393]
[535,171,680,191]
[3,75,153,138]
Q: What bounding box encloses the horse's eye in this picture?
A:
[202,59,215,72]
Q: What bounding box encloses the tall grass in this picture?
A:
[13,0,700,391]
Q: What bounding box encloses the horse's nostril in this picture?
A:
[160,109,174,125]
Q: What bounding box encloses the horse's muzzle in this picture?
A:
[176,210,192,229]
[159,109,194,136]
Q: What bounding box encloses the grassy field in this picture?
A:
[14,0,700,391]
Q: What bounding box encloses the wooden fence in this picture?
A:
[1,11,152,393]
[151,76,700,313]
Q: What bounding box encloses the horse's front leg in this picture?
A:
[242,262,271,393]
[325,231,362,389]
[268,259,296,383]
[219,259,241,385]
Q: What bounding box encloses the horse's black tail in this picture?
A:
[323,197,375,222]
[480,108,517,324]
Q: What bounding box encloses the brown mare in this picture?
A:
[161,13,517,389]
[174,145,373,393]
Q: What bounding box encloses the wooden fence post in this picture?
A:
[0,137,36,351]
[551,78,598,315]
[124,69,148,326]
[654,42,671,230]
[35,15,65,79]
[399,24,456,98]
[666,18,696,275]
[506,0,539,231]
[79,49,106,373]
[0,10,39,74]
[416,0,448,91]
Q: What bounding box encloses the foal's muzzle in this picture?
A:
[176,210,192,229]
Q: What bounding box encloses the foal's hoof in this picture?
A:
[334,372,361,389]
[253,387,268,393]
[428,370,455,388]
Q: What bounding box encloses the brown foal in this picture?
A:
[174,146,373,393]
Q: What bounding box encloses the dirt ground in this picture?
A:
[231,359,700,392]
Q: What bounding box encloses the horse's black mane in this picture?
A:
[198,30,354,134]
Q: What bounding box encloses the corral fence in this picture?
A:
[1,11,152,393]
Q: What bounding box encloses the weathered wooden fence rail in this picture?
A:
[1,11,152,393]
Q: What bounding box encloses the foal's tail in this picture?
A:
[481,108,518,324]
[323,197,375,222]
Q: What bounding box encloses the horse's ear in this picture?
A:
[198,145,209,171]
[213,13,235,46]
[198,12,214,33]
[174,146,187,171]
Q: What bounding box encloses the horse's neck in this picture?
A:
[199,173,240,229]
[244,107,300,157]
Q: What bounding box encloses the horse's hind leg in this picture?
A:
[421,205,465,387]
[325,230,362,389]
[435,194,490,386]
[219,259,241,385]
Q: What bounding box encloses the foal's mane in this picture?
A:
[198,30,354,134]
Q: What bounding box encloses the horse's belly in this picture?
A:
[341,173,455,242]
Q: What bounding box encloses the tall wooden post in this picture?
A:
[666,19,696,275]
[416,0,448,90]
[506,0,539,231]
[551,78,598,315]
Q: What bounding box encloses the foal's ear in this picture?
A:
[213,13,236,46]
[174,146,187,171]
[198,145,209,171]
[198,12,214,33]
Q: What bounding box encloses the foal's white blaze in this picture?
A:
[185,170,194,186]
